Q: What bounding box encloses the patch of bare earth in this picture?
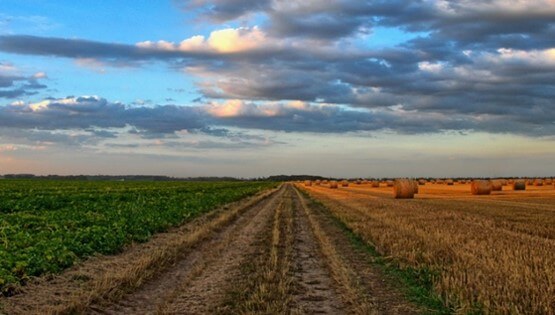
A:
[290,188,348,314]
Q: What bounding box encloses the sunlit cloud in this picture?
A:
[137,27,270,53]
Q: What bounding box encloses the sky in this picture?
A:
[0,0,554,178]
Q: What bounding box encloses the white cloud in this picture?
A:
[137,26,270,53]
[495,48,555,66]
[418,61,444,73]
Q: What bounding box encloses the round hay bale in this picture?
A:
[355,180,362,185]
[393,179,415,199]
[544,178,552,185]
[341,180,349,187]
[362,180,369,184]
[534,179,544,186]
[527,179,534,185]
[315,180,321,185]
[445,179,454,185]
[471,180,492,195]
[412,180,419,194]
[371,181,380,187]
[490,180,502,191]
[329,181,338,189]
[304,180,312,187]
[513,180,526,191]
[386,180,394,187]
[418,179,426,185]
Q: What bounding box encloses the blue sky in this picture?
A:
[0,1,554,177]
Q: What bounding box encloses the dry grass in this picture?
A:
[293,187,376,315]
[301,184,555,314]
[220,190,294,314]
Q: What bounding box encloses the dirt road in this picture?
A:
[1,184,417,314]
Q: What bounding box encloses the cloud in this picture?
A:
[1,2,555,139]
[179,0,272,22]
[1,93,554,155]
[203,99,555,136]
[137,27,270,53]
[0,62,48,99]
[0,96,206,136]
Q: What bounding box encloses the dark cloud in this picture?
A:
[1,94,554,152]
[179,0,272,21]
[0,71,48,99]
[0,96,206,136]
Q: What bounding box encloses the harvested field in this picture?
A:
[299,181,555,314]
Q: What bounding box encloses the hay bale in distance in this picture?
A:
[471,180,492,195]
[513,180,526,191]
[412,180,419,194]
[534,179,544,186]
[329,181,338,189]
[445,179,454,185]
[386,180,394,187]
[393,179,415,199]
[491,180,502,191]
[304,180,312,187]
[341,180,349,187]
[371,181,380,188]
[418,179,426,185]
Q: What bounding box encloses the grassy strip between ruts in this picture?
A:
[217,189,293,314]
[300,190,458,315]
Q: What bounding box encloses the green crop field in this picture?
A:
[0,180,275,293]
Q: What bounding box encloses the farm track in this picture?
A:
[1,183,418,314]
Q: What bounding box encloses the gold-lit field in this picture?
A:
[298,181,555,314]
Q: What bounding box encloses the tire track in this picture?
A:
[86,185,286,315]
[290,187,348,314]
[293,186,420,315]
